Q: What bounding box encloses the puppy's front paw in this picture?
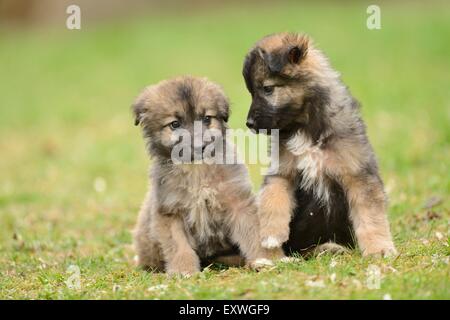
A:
[315,242,350,256]
[260,225,289,249]
[362,244,398,258]
[166,253,200,277]
[249,258,274,270]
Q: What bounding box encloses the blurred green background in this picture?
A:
[0,0,448,299]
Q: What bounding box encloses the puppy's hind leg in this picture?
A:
[134,235,164,271]
[133,195,164,271]
[344,174,397,258]
[299,242,349,259]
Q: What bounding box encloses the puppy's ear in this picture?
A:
[261,34,309,74]
[222,110,229,123]
[132,99,146,126]
[220,100,230,123]
[211,84,230,123]
[287,46,303,64]
[131,87,152,126]
[243,49,258,93]
[285,34,309,65]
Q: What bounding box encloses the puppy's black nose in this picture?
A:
[246,118,255,129]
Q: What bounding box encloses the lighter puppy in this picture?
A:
[132,76,278,275]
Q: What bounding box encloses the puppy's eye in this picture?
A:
[169,121,181,130]
[202,116,212,125]
[263,85,275,95]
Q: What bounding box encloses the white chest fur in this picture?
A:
[286,131,330,204]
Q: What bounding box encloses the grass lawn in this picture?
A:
[0,1,449,299]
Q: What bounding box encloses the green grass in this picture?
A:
[0,1,449,299]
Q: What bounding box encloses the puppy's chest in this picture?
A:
[175,175,232,256]
[186,187,232,257]
[285,132,332,204]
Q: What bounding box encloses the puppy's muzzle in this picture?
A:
[246,117,255,130]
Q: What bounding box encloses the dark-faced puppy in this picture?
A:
[243,33,397,257]
[132,76,278,275]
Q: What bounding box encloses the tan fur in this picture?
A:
[342,174,396,256]
[258,176,294,248]
[258,132,396,257]
[243,33,397,257]
[132,76,279,275]
[153,212,201,275]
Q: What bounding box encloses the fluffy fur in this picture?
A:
[242,33,397,257]
[132,76,280,275]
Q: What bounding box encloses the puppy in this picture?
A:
[132,76,278,275]
[243,33,397,257]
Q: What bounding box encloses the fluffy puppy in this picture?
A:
[132,76,278,275]
[243,33,397,257]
